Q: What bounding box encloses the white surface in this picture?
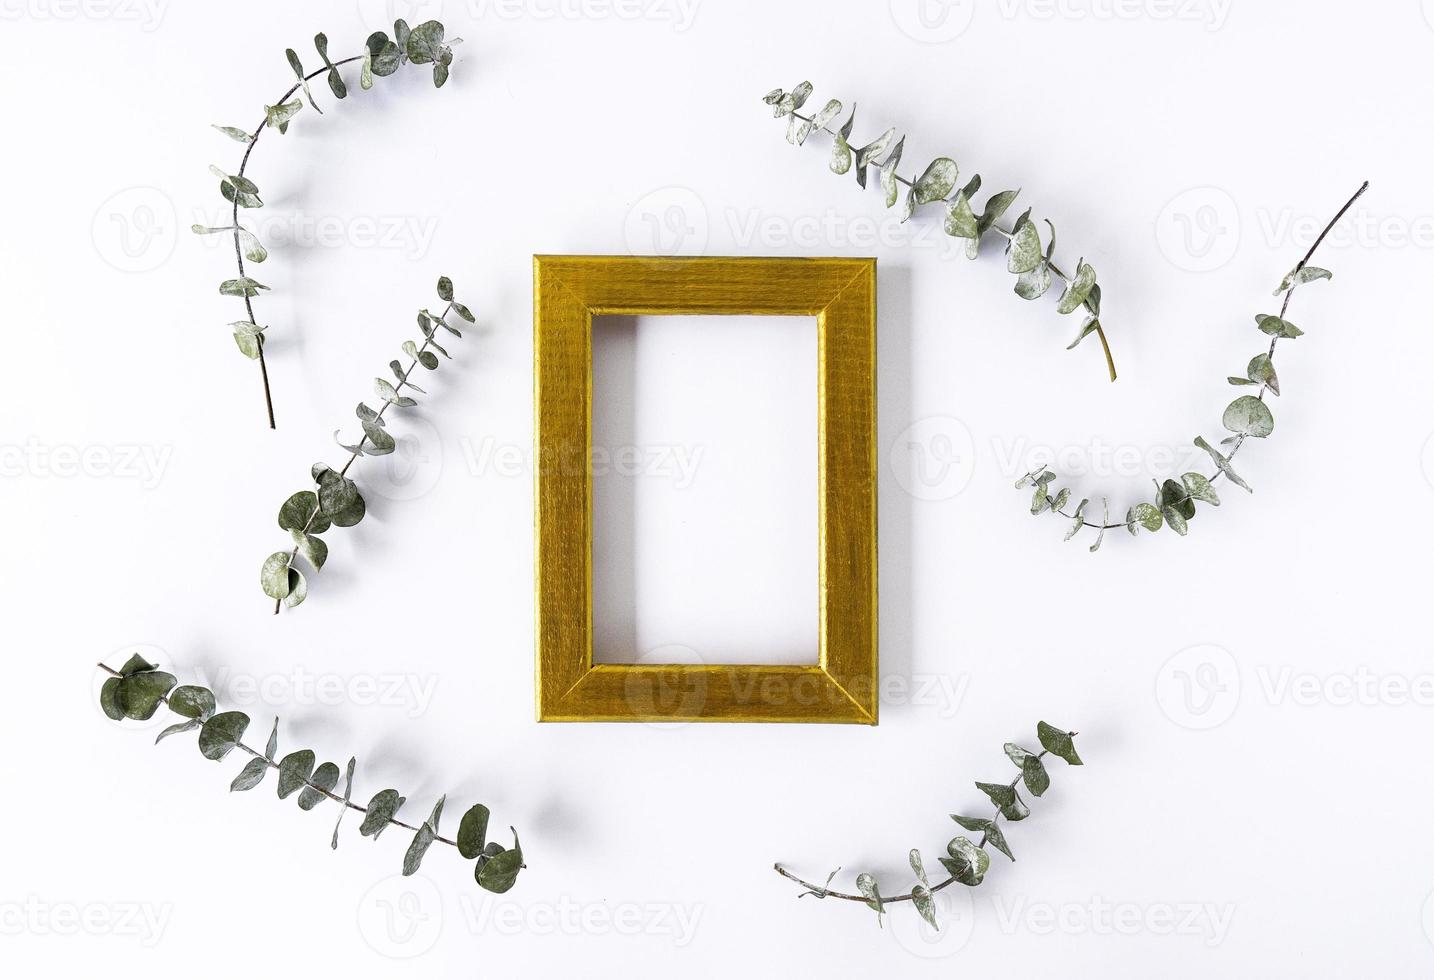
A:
[3,0,1431,975]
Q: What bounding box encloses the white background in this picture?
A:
[4,0,1432,974]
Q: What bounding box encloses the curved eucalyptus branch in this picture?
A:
[193,20,460,429]
[764,81,1117,382]
[97,656,524,892]
[775,722,1081,928]
[262,276,475,613]
[1016,180,1369,550]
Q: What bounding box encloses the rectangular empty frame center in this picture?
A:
[534,255,878,723]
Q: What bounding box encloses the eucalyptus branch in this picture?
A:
[775,722,1081,928]
[262,277,474,613]
[193,20,460,429]
[1014,180,1369,551]
[97,655,524,892]
[764,82,1116,382]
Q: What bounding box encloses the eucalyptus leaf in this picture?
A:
[298,762,340,811]
[457,803,492,859]
[1037,721,1083,765]
[197,711,250,761]
[360,790,406,839]
[1223,395,1275,438]
[230,756,270,792]
[277,750,316,799]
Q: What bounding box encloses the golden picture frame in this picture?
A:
[534,255,877,723]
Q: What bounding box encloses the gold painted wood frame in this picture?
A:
[534,255,877,724]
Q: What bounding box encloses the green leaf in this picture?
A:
[232,325,264,359]
[911,886,938,929]
[1007,220,1042,274]
[362,421,396,456]
[99,678,125,720]
[263,99,303,134]
[220,277,268,298]
[197,711,250,761]
[1021,755,1050,797]
[1036,721,1083,765]
[1162,503,1189,536]
[1223,395,1275,438]
[405,20,448,64]
[298,762,340,811]
[437,276,454,301]
[277,750,316,799]
[263,717,278,760]
[1127,502,1163,535]
[1066,316,1101,350]
[1181,472,1220,506]
[230,757,269,792]
[912,157,958,206]
[975,781,1028,820]
[879,137,904,207]
[1050,487,1071,513]
[1003,743,1032,767]
[212,125,253,143]
[476,830,524,894]
[829,133,852,175]
[117,670,176,721]
[1246,353,1280,396]
[374,378,416,408]
[237,228,267,264]
[983,822,1013,862]
[167,685,215,720]
[452,302,475,324]
[1194,436,1251,493]
[360,790,406,840]
[457,803,491,859]
[366,31,401,76]
[278,491,324,533]
[811,98,842,130]
[854,873,883,917]
[1056,260,1096,315]
[332,757,357,849]
[940,836,990,886]
[1064,498,1088,542]
[1161,478,1195,521]
[1256,314,1303,339]
[1274,265,1331,294]
[118,653,158,676]
[154,719,200,744]
[290,530,328,572]
[403,824,436,876]
[282,566,308,609]
[944,193,979,239]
